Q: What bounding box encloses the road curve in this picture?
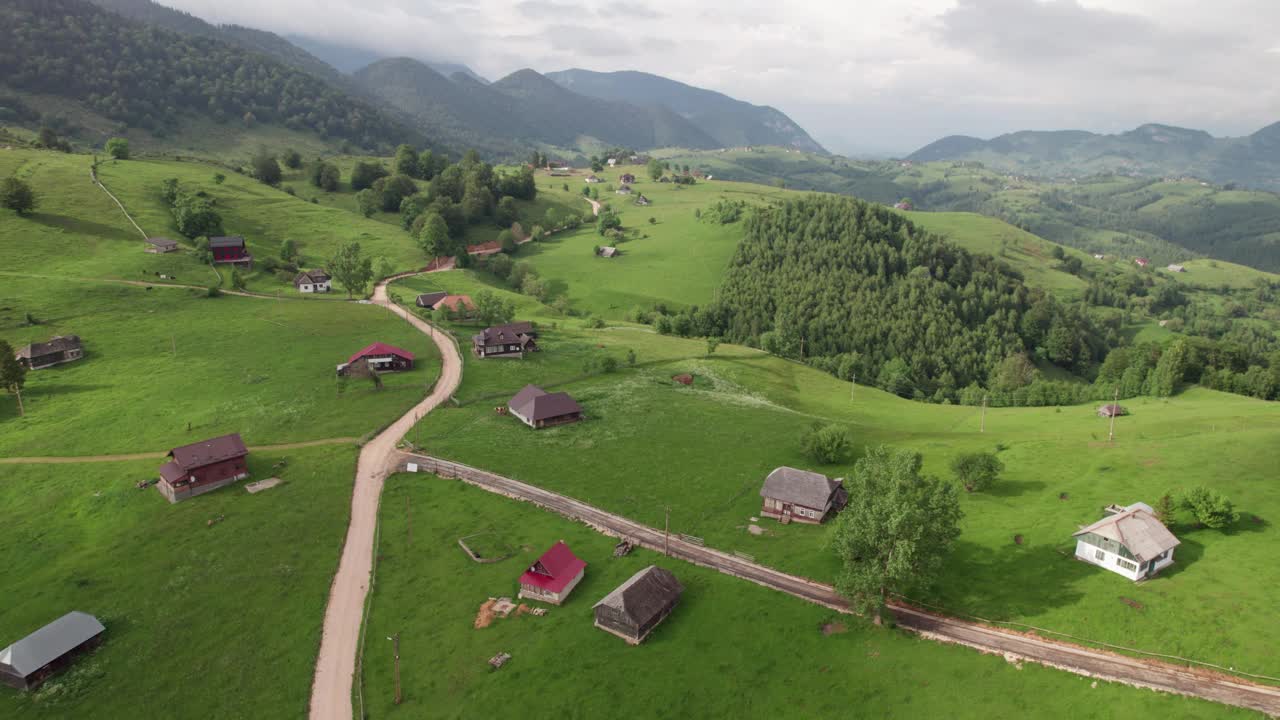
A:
[307,276,463,720]
[402,454,1280,718]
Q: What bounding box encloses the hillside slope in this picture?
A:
[907,122,1280,192]
[547,69,826,153]
[1,0,415,150]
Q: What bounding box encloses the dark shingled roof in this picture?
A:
[15,335,82,360]
[415,291,448,308]
[0,612,104,678]
[475,322,536,345]
[509,385,582,421]
[209,236,245,249]
[145,237,178,248]
[168,433,248,471]
[760,466,845,510]
[593,566,682,625]
[294,270,330,286]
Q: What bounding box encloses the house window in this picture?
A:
[1094,549,1105,561]
[1116,558,1137,572]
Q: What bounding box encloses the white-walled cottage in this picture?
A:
[1073,502,1179,581]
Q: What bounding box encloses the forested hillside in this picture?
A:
[697,195,1109,400]
[0,0,415,149]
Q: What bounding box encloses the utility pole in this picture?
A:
[664,505,670,556]
[388,634,402,705]
[980,395,987,433]
[1108,387,1119,444]
[13,385,23,417]
[850,373,856,402]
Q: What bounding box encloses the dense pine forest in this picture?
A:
[0,0,414,149]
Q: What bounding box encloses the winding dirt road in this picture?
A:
[402,454,1280,718]
[307,275,463,720]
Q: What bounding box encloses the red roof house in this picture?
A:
[156,433,249,503]
[337,343,415,375]
[518,541,587,605]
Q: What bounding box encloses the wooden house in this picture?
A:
[616,185,632,195]
[1073,502,1179,581]
[584,175,602,184]
[337,343,415,376]
[508,385,583,429]
[633,194,650,206]
[293,270,331,293]
[209,236,252,265]
[593,566,683,645]
[157,433,250,503]
[759,466,847,524]
[517,541,587,605]
[0,612,105,690]
[1097,404,1127,418]
[144,237,178,254]
[472,322,538,359]
[15,335,83,370]
[415,291,448,308]
[597,246,618,258]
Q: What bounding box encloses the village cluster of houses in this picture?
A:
[516,541,683,645]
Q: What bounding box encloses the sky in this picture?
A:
[163,0,1280,155]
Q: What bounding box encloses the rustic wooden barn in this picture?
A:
[144,237,178,253]
[593,566,683,645]
[0,611,104,690]
[759,466,847,524]
[472,322,538,359]
[336,343,415,376]
[209,236,252,266]
[1097,404,1128,418]
[517,541,587,605]
[15,335,83,370]
[508,385,583,429]
[156,433,250,503]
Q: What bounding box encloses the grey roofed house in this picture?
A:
[0,611,105,690]
[508,384,583,428]
[593,565,683,644]
[598,246,618,258]
[1097,404,1127,418]
[1073,503,1180,563]
[415,291,448,308]
[144,236,178,253]
[760,466,847,512]
[15,335,83,370]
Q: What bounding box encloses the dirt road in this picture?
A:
[307,277,463,720]
[403,453,1280,718]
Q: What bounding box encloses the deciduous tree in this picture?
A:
[950,452,1003,492]
[328,241,374,298]
[0,339,28,417]
[0,177,37,215]
[105,137,130,160]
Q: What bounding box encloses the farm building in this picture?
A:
[0,611,105,690]
[508,385,583,428]
[473,322,538,359]
[619,173,636,184]
[597,246,618,258]
[759,466,847,524]
[144,237,178,253]
[517,541,587,605]
[466,241,503,256]
[209,236,251,265]
[293,270,331,293]
[616,185,632,195]
[1134,257,1150,268]
[893,200,912,211]
[607,158,617,167]
[593,565,683,645]
[337,343,415,376]
[1073,502,1179,581]
[415,291,448,308]
[156,433,250,503]
[585,175,601,184]
[1097,404,1127,418]
[15,335,83,370]
[432,294,476,318]
[634,194,650,206]
[1167,264,1186,273]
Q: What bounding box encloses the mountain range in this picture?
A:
[908,123,1280,192]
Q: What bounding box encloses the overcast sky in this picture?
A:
[163,0,1280,155]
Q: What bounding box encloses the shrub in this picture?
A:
[1178,486,1239,529]
[950,452,1004,492]
[800,423,850,464]
[105,137,130,160]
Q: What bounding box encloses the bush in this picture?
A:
[1178,486,1239,529]
[351,161,389,191]
[281,148,302,169]
[800,423,850,464]
[105,137,129,160]
[206,285,222,298]
[950,452,1004,492]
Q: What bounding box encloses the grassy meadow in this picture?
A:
[359,475,1249,719]
[0,445,357,720]
[401,274,1280,678]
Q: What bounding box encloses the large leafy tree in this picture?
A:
[950,452,1004,493]
[0,339,28,416]
[328,241,374,298]
[250,150,282,186]
[0,177,37,215]
[828,445,963,624]
[416,212,452,259]
[351,161,389,191]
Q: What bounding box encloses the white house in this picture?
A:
[1073,502,1179,581]
[607,158,617,167]
[294,270,331,293]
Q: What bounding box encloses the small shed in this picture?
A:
[0,611,105,690]
[634,195,650,206]
[585,175,601,184]
[759,466,847,524]
[597,246,618,258]
[1097,404,1127,418]
[15,336,83,370]
[145,237,178,254]
[508,385,583,429]
[517,541,587,605]
[1167,264,1186,273]
[593,565,683,645]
